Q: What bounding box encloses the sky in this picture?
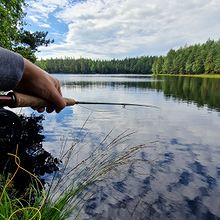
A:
[24,0,220,60]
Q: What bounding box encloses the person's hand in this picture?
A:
[14,58,66,113]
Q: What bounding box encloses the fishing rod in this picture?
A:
[0,92,158,109]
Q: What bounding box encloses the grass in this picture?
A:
[156,73,220,79]
[0,129,151,220]
[0,176,44,220]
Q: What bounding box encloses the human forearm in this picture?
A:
[0,47,66,113]
[15,58,66,113]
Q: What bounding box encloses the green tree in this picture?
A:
[162,49,176,74]
[152,56,164,75]
[214,55,220,74]
[0,0,25,49]
[14,30,54,62]
[0,0,53,62]
[205,52,215,74]
[192,56,204,74]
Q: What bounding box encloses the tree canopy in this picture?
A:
[0,0,53,62]
[0,0,25,49]
[36,56,156,74]
[1,0,220,74]
[37,39,220,75]
[152,39,220,75]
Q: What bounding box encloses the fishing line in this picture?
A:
[77,104,115,113]
[77,103,160,114]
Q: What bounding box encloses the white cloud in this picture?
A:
[28,0,220,59]
[39,23,51,28]
[25,0,69,25]
[29,15,39,23]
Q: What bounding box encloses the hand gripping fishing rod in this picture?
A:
[0,92,158,109]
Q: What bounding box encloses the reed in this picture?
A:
[0,129,150,220]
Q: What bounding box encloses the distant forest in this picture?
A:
[36,39,220,75]
[36,56,156,74]
[152,39,220,75]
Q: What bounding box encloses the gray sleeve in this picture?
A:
[0,47,24,91]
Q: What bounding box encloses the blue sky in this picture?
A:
[24,0,220,60]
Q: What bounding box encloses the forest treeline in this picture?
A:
[1,1,220,75]
[152,39,220,75]
[36,56,156,74]
[37,39,220,75]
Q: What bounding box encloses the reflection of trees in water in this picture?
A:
[63,76,220,111]
[0,109,59,196]
[63,81,153,91]
[153,76,220,111]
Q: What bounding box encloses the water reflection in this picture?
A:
[49,74,220,220]
[151,76,220,112]
[13,74,220,219]
[0,109,59,195]
[59,75,220,112]
[81,140,220,220]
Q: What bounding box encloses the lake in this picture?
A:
[19,74,220,220]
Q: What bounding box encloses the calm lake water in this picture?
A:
[20,74,220,219]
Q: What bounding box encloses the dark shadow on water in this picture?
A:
[0,108,60,197]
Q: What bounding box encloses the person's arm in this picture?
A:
[0,47,24,91]
[0,47,66,113]
[15,58,66,113]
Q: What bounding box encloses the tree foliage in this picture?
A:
[37,39,220,75]
[1,0,219,74]
[152,39,220,75]
[14,30,54,62]
[0,0,25,49]
[0,0,53,62]
[36,56,156,74]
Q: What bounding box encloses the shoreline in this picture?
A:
[156,74,220,79]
